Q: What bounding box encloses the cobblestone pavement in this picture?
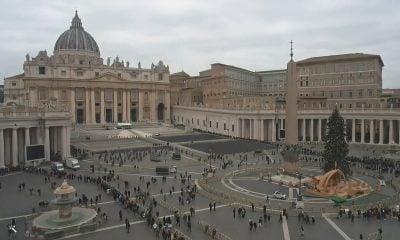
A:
[1,129,400,240]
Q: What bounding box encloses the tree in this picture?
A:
[323,108,350,176]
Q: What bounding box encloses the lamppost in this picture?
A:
[297,171,303,201]
[209,147,212,171]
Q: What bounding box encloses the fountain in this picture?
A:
[32,179,97,238]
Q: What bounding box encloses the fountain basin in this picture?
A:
[32,207,97,231]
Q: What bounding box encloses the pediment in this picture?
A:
[93,72,128,82]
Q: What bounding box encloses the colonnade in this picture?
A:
[0,126,70,168]
[70,88,170,124]
[236,117,400,145]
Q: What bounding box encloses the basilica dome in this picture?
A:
[54,11,100,56]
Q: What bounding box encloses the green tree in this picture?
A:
[323,108,350,176]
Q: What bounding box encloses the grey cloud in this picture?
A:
[1,0,399,87]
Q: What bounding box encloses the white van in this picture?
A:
[52,162,64,174]
[65,158,80,171]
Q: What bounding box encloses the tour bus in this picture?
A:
[116,122,132,129]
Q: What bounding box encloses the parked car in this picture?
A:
[154,132,160,136]
[272,191,287,200]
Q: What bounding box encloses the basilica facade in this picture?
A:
[3,12,171,124]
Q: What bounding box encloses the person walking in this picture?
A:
[119,210,123,221]
[187,220,191,232]
[233,208,236,218]
[209,202,212,212]
[125,217,130,233]
[213,202,216,211]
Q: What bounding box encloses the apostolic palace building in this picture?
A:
[1,12,400,168]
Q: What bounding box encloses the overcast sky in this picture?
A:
[1,0,399,87]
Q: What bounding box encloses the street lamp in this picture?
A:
[297,171,303,201]
[209,147,212,171]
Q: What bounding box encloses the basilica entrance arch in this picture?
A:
[157,103,164,121]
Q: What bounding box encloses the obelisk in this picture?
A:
[282,40,299,174]
[285,41,298,145]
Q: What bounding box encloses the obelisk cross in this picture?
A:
[290,40,294,60]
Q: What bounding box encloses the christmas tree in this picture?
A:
[323,108,350,176]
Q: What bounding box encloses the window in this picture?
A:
[216,122,219,129]
[358,90,363,97]
[349,92,353,97]
[158,73,163,80]
[79,60,83,65]
[95,72,99,77]
[11,82,16,87]
[232,124,234,132]
[76,71,83,77]
[368,90,373,97]
[61,70,66,76]
[305,81,309,87]
[118,73,121,78]
[209,121,211,127]
[39,88,48,101]
[144,75,148,80]
[224,123,226,130]
[39,66,46,75]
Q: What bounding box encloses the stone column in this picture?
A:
[45,127,50,161]
[352,119,356,142]
[85,88,90,124]
[361,119,365,143]
[91,88,96,123]
[397,120,400,144]
[318,119,322,142]
[260,119,264,141]
[126,90,131,122]
[389,119,393,144]
[370,120,374,144]
[242,119,245,138]
[253,119,259,140]
[302,118,306,142]
[12,128,18,167]
[25,127,30,146]
[150,91,156,121]
[122,90,127,122]
[70,89,76,123]
[113,89,118,123]
[61,126,66,160]
[165,91,171,123]
[310,119,314,142]
[271,119,276,142]
[0,129,4,168]
[379,120,384,144]
[138,91,143,121]
[100,89,105,124]
[238,119,242,138]
[66,126,71,157]
[249,119,253,139]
